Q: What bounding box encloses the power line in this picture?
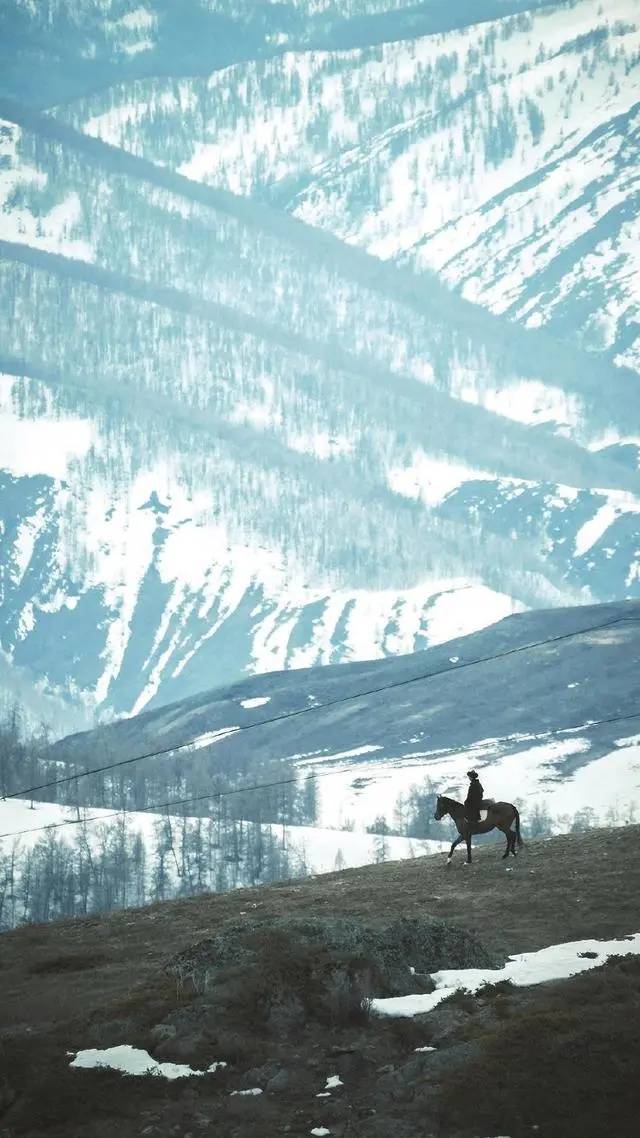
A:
[0,764,347,841]
[2,702,640,845]
[3,610,637,807]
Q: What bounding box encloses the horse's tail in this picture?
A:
[514,805,523,847]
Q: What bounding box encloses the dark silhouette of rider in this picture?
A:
[465,769,484,824]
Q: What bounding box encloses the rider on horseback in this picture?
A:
[465,769,484,825]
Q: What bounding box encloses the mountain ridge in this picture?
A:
[2,4,640,726]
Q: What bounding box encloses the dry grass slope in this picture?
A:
[0,825,638,1137]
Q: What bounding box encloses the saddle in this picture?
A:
[479,800,494,822]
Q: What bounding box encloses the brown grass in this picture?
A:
[436,956,640,1138]
[29,951,109,975]
[0,825,639,1137]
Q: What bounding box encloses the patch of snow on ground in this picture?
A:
[240,696,271,709]
[185,726,240,751]
[616,733,640,748]
[574,492,640,557]
[482,381,581,431]
[426,586,523,646]
[372,933,640,1017]
[325,1074,343,1089]
[297,745,382,767]
[117,6,154,32]
[387,452,495,507]
[0,379,94,479]
[70,1045,226,1079]
[230,1087,263,1096]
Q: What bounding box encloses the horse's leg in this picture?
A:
[447,834,463,864]
[501,827,510,859]
[510,830,518,857]
[464,833,472,864]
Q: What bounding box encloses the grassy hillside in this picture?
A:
[0,824,638,1137]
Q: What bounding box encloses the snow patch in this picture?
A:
[0,380,94,479]
[388,452,495,507]
[70,1045,226,1079]
[372,933,640,1017]
[574,492,640,557]
[186,727,239,751]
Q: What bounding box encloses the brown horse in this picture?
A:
[434,795,522,864]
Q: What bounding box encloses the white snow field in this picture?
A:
[372,932,640,1017]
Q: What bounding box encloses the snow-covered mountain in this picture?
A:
[0,1,639,728]
[63,0,640,373]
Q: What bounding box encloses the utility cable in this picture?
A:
[3,610,638,805]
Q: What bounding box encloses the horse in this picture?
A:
[434,795,522,865]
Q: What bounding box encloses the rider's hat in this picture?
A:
[467,769,479,778]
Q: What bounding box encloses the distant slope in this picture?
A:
[47,599,640,830]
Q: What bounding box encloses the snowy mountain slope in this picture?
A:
[1,4,640,727]
[46,600,640,832]
[1,96,640,722]
[0,1,566,107]
[2,101,639,467]
[63,0,640,372]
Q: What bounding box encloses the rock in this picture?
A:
[333,1050,374,1081]
[150,1023,177,1043]
[266,1068,290,1092]
[373,1065,412,1104]
[415,1003,471,1046]
[0,1077,15,1112]
[245,1062,279,1084]
[155,1032,207,1063]
[87,1017,135,1047]
[411,1041,482,1082]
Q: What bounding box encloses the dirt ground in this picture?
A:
[1,825,639,1138]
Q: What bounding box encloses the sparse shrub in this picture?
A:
[440,988,477,1013]
[165,915,492,1031]
[266,991,306,1033]
[478,979,515,998]
[322,966,373,1026]
[385,1015,433,1050]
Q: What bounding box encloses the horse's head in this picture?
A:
[434,795,447,821]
